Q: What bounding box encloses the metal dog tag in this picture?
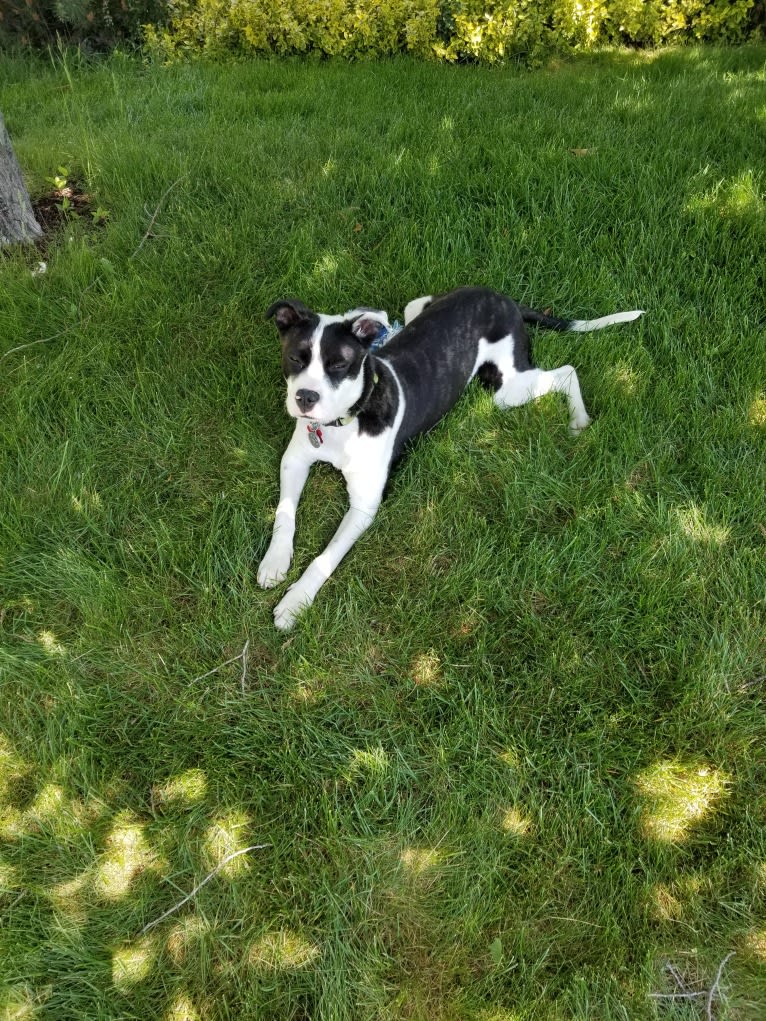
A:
[307,423,323,447]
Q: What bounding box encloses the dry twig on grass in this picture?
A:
[649,953,735,1020]
[188,639,250,690]
[2,276,103,362]
[141,843,269,934]
[129,176,185,259]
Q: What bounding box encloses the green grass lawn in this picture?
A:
[1,44,765,1020]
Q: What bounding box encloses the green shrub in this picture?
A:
[433,0,759,62]
[2,0,761,59]
[603,0,757,46]
[433,1,552,63]
[144,0,440,59]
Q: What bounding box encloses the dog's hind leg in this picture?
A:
[493,364,591,433]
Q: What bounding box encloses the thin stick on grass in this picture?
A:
[706,952,735,1021]
[189,653,242,684]
[141,843,269,934]
[189,639,250,687]
[130,176,185,259]
[240,638,250,693]
[648,991,707,1000]
[1,314,93,361]
[2,271,105,362]
[2,329,71,361]
[665,962,690,991]
[648,953,735,1017]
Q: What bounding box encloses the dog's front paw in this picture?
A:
[257,543,293,589]
[569,413,592,434]
[273,584,314,631]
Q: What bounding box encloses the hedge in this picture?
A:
[144,0,762,62]
[1,0,763,61]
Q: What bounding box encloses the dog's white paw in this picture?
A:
[569,414,592,434]
[257,543,292,588]
[273,585,314,631]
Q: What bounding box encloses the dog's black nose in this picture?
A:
[295,389,320,413]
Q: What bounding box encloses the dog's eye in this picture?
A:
[288,356,304,368]
[327,361,348,373]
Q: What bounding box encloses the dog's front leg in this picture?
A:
[257,435,312,589]
[272,470,386,631]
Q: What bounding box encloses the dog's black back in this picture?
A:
[378,287,533,453]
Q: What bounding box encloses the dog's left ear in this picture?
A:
[266,298,313,332]
[346,309,390,346]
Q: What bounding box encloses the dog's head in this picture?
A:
[266,299,389,423]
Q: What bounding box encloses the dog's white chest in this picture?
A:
[299,419,389,476]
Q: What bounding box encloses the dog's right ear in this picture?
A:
[345,309,390,346]
[266,299,313,332]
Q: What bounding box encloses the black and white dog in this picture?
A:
[259,287,643,630]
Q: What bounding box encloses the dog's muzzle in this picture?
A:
[295,389,320,414]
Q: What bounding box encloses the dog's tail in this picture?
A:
[519,305,645,333]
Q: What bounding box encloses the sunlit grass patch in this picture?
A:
[94,811,162,900]
[744,927,766,960]
[475,1011,525,1021]
[346,745,390,778]
[0,858,17,891]
[675,503,730,546]
[70,487,103,514]
[37,629,66,656]
[647,875,704,923]
[0,983,52,1020]
[165,993,204,1021]
[247,929,322,970]
[648,882,685,922]
[152,769,208,809]
[112,934,159,990]
[410,649,443,686]
[500,807,533,837]
[635,762,729,843]
[0,735,27,792]
[687,168,765,220]
[312,251,339,278]
[25,781,65,823]
[604,361,642,399]
[166,916,210,967]
[289,679,322,703]
[748,395,766,427]
[400,846,446,877]
[202,810,253,874]
[497,749,521,770]
[1,776,99,841]
[49,870,90,928]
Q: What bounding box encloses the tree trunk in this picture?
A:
[0,111,43,247]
